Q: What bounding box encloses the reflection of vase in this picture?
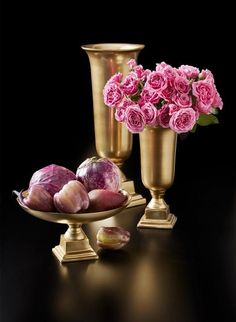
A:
[137,126,177,229]
[81,43,146,207]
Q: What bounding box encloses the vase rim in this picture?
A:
[81,43,145,52]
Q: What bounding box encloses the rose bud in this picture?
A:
[88,189,127,212]
[23,184,54,212]
[53,180,89,213]
[96,226,130,250]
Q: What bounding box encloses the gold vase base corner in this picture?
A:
[122,180,146,208]
[52,234,98,263]
[137,213,177,229]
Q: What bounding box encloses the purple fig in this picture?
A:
[53,180,89,213]
[97,226,130,250]
[29,164,76,196]
[76,157,121,192]
[88,189,127,212]
[23,184,54,211]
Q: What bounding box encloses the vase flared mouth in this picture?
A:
[81,43,145,52]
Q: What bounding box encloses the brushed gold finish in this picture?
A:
[81,43,146,207]
[137,126,177,229]
[52,227,98,262]
[17,190,131,262]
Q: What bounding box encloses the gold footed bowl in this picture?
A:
[15,190,131,263]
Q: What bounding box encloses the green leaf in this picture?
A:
[197,114,219,126]
[130,92,140,102]
[190,124,197,133]
[211,108,219,115]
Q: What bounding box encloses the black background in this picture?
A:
[1,5,235,198]
[1,3,236,322]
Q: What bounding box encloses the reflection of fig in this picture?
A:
[23,185,54,211]
[97,226,130,250]
[88,189,127,212]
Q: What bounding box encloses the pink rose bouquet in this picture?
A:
[103,60,223,134]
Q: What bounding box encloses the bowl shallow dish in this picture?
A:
[16,190,131,263]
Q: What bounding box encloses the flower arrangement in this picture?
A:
[103,60,223,134]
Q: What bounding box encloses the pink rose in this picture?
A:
[133,65,148,81]
[160,82,176,102]
[174,76,190,94]
[147,71,168,92]
[140,86,160,105]
[156,104,171,128]
[141,102,158,126]
[169,108,197,133]
[173,93,192,108]
[193,100,212,114]
[118,98,135,109]
[115,107,126,122]
[144,69,151,78]
[179,65,199,78]
[127,59,137,69]
[107,72,123,84]
[125,105,146,133]
[192,80,215,112]
[103,83,124,108]
[213,91,223,110]
[121,72,139,95]
[128,62,150,81]
[156,62,168,71]
[199,69,214,83]
[163,65,178,81]
[169,104,181,115]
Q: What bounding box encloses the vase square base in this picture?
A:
[122,180,146,208]
[137,213,177,229]
[127,193,146,207]
[52,235,98,263]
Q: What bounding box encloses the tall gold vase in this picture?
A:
[137,126,177,229]
[81,43,146,207]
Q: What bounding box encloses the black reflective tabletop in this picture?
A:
[1,180,236,322]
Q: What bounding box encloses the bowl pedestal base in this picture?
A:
[52,225,98,263]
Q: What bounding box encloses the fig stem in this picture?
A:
[12,190,20,197]
[15,189,27,207]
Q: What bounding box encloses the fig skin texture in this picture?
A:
[88,189,127,212]
[23,184,54,212]
[76,157,121,192]
[54,180,89,213]
[97,226,130,250]
[29,164,76,196]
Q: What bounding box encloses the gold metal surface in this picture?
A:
[17,190,131,262]
[137,126,177,229]
[122,180,146,207]
[81,43,146,207]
